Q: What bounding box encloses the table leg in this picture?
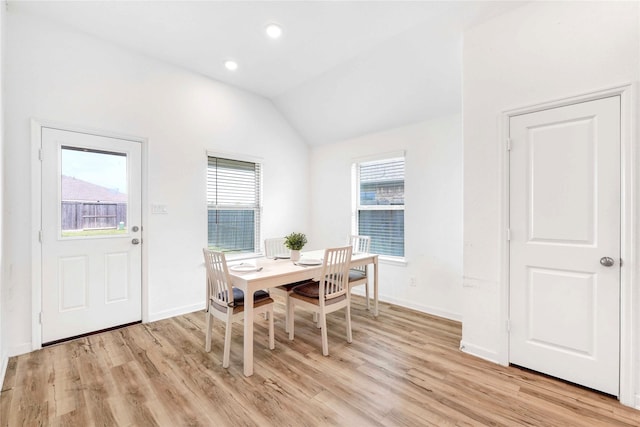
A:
[243,288,255,377]
[373,258,379,317]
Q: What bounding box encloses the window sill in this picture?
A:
[378,255,407,267]
[226,252,263,262]
[223,252,407,266]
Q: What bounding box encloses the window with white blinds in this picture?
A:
[207,156,261,254]
[354,156,405,258]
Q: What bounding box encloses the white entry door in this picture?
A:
[41,127,142,344]
[509,96,620,396]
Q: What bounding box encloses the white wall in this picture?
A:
[462,0,640,405]
[0,1,6,385]
[3,12,310,355]
[310,115,463,319]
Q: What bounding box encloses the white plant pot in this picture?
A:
[290,250,300,262]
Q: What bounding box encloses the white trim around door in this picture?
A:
[31,119,149,351]
[498,83,636,407]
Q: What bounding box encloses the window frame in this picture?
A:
[352,152,406,261]
[206,153,263,259]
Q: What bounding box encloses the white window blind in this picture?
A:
[355,157,405,257]
[207,156,261,254]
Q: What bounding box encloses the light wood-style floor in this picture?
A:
[2,297,639,426]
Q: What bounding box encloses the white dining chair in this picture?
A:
[264,237,310,332]
[348,235,372,310]
[203,248,274,368]
[287,245,353,356]
[264,237,290,259]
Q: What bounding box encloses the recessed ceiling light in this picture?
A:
[224,60,238,71]
[265,23,283,39]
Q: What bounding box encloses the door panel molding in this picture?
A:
[498,83,636,406]
[30,119,148,349]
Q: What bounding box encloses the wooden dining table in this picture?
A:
[228,249,379,376]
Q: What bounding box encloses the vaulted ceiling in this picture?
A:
[9,1,523,145]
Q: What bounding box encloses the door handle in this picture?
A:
[599,257,615,267]
[132,238,141,245]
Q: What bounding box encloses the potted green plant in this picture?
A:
[284,232,307,262]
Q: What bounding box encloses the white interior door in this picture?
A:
[41,127,142,344]
[509,96,620,396]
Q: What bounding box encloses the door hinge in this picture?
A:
[620,258,623,267]
[39,312,43,324]
[506,229,511,241]
[506,138,512,151]
[38,148,43,161]
[506,319,511,333]
[38,230,43,243]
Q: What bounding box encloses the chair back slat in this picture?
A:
[203,249,234,308]
[349,235,371,254]
[319,245,352,300]
[349,235,371,273]
[264,237,289,258]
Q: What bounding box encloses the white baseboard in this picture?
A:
[8,343,32,358]
[635,393,640,410]
[148,302,205,323]
[350,289,462,322]
[1,342,32,393]
[0,352,7,395]
[459,340,502,365]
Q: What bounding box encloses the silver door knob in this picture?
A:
[132,238,140,245]
[600,257,614,267]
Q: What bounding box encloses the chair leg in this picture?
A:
[222,312,233,368]
[345,305,353,344]
[288,300,295,340]
[268,307,275,350]
[264,290,271,320]
[320,310,329,356]
[284,295,290,333]
[205,308,213,352]
[365,282,370,310]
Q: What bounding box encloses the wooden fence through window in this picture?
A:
[61,201,127,230]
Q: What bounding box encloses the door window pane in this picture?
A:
[60,146,128,238]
